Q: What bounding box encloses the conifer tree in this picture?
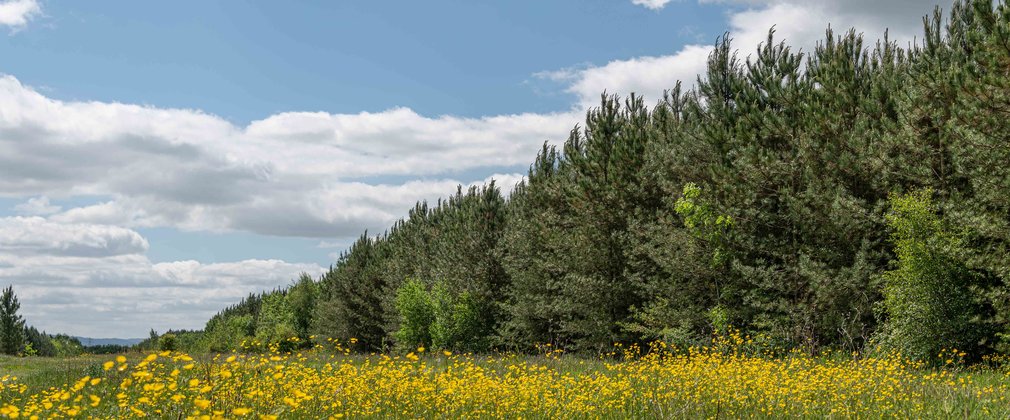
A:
[0,285,26,355]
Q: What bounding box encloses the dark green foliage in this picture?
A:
[132,329,203,353]
[187,0,1010,362]
[0,285,25,355]
[313,235,388,351]
[430,285,494,353]
[158,333,178,352]
[499,144,568,349]
[84,344,131,354]
[22,326,56,357]
[288,273,319,341]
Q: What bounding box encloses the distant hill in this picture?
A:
[74,337,145,347]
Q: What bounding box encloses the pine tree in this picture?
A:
[499,143,569,349]
[0,285,26,355]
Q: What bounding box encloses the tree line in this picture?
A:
[186,0,1010,363]
[9,0,1010,364]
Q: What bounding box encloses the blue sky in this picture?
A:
[2,1,729,124]
[0,0,939,336]
[0,0,730,267]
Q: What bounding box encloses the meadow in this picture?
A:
[3,336,1010,419]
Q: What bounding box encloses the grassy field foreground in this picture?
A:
[2,339,1010,419]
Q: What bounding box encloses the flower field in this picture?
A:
[2,341,1010,419]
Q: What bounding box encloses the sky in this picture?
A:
[0,0,943,337]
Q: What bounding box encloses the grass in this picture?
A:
[2,342,1010,419]
[0,353,112,395]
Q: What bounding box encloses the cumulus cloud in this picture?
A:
[0,75,574,237]
[0,0,40,31]
[632,0,675,10]
[0,73,539,334]
[0,217,326,336]
[0,217,148,257]
[6,255,324,337]
[549,0,939,108]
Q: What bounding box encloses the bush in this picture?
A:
[394,279,436,350]
[158,333,177,352]
[876,189,991,362]
[395,279,494,353]
[431,285,492,353]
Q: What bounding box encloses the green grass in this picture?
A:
[1,353,121,395]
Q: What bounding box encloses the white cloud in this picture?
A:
[0,75,577,237]
[0,0,40,31]
[0,216,148,257]
[0,217,323,336]
[632,0,675,10]
[13,196,61,215]
[7,256,324,337]
[550,0,939,108]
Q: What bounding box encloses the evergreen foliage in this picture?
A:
[0,285,26,355]
[190,0,1010,361]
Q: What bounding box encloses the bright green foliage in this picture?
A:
[877,190,991,362]
[255,292,298,350]
[394,279,495,353]
[0,285,25,355]
[674,183,734,267]
[394,279,435,350]
[48,335,84,357]
[204,315,255,353]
